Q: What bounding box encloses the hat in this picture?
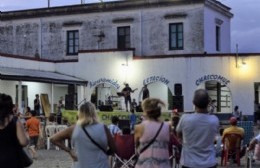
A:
[229,117,237,125]
[172,109,179,116]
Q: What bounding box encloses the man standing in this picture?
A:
[57,96,64,124]
[142,84,150,100]
[176,89,219,168]
[34,94,40,116]
[122,83,135,112]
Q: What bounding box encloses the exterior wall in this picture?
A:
[204,6,231,53]
[0,0,231,60]
[55,51,260,115]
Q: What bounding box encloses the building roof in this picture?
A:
[0,0,232,20]
[0,66,87,85]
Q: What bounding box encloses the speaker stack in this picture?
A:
[172,83,184,112]
[65,84,77,110]
[98,105,113,112]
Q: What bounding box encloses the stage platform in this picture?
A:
[63,110,171,125]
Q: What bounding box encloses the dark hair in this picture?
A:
[111,116,119,124]
[0,93,14,126]
[30,110,37,116]
[122,127,131,134]
[234,106,239,111]
[49,114,55,122]
[193,89,210,109]
[26,106,31,112]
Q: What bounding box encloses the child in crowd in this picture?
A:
[130,109,137,131]
[26,110,41,159]
[108,116,121,136]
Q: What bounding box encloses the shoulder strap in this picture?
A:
[139,122,164,154]
[81,125,107,154]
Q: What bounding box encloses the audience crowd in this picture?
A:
[1,89,260,168]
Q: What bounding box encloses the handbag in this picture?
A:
[18,146,33,167]
[133,122,164,166]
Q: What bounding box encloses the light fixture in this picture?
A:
[235,44,246,68]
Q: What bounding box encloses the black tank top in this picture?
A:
[0,117,23,168]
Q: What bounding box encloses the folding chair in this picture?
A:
[221,133,243,166]
[112,133,136,168]
[169,134,181,168]
[246,144,260,168]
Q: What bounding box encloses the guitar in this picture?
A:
[121,88,138,97]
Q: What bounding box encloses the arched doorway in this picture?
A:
[90,83,121,110]
[138,82,173,110]
[202,80,232,113]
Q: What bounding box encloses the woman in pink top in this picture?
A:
[134,98,171,168]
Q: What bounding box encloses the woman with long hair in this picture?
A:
[134,98,171,168]
[50,102,116,168]
[0,93,29,168]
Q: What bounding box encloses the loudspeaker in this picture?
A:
[99,105,113,112]
[174,83,182,96]
[68,84,75,95]
[65,94,74,110]
[172,95,183,112]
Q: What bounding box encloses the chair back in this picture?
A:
[222,133,242,151]
[45,125,57,137]
[114,133,135,160]
[56,125,68,132]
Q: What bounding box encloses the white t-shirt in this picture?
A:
[176,112,219,168]
[108,124,121,136]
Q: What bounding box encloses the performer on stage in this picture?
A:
[122,83,136,112]
[142,84,150,100]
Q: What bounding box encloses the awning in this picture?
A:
[0,67,88,85]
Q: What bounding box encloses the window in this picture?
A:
[216,26,220,51]
[67,30,79,55]
[169,23,183,50]
[117,26,130,49]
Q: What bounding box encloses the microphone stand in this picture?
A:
[74,98,87,110]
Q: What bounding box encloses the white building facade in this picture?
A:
[0,0,259,119]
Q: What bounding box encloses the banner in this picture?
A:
[63,110,171,125]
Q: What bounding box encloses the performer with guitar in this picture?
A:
[121,83,137,112]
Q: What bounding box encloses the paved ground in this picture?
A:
[29,150,72,168]
[29,125,260,168]
[28,149,260,168]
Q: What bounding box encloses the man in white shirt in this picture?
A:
[176,89,219,168]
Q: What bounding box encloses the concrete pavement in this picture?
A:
[29,150,72,168]
[29,149,260,168]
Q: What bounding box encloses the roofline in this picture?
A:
[0,74,88,85]
[2,50,260,62]
[1,0,208,20]
[133,52,260,60]
[0,52,78,63]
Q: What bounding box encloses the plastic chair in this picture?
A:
[112,133,136,168]
[221,133,243,166]
[45,125,57,150]
[55,125,69,149]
